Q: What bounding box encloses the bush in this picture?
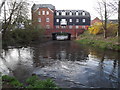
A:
[107,23,118,37]
[88,22,103,35]
[3,28,45,46]
[88,22,118,37]
[2,75,59,89]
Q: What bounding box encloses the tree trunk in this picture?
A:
[118,1,120,44]
[104,1,107,38]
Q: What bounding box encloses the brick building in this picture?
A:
[32,4,91,39]
[91,17,102,25]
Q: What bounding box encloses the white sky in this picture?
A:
[29,0,118,20]
[0,0,118,20]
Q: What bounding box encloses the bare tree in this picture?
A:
[118,0,120,42]
[1,0,29,38]
[96,0,118,38]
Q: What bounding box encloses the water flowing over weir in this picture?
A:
[0,41,119,88]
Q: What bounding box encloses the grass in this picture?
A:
[2,75,59,89]
[76,31,120,51]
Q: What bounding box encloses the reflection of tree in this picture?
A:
[99,52,105,70]
[32,47,41,67]
[109,59,118,82]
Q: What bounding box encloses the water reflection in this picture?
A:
[0,41,119,88]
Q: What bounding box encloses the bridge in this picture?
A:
[44,28,86,40]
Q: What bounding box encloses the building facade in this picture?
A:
[32,4,91,38]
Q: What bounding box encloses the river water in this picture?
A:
[0,41,119,88]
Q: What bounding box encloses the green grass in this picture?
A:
[2,75,59,89]
[76,31,120,51]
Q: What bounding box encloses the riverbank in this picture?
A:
[1,75,59,89]
[76,31,120,51]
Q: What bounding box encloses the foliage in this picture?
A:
[89,22,118,36]
[76,31,120,51]
[88,22,103,35]
[26,75,39,85]
[2,75,59,89]
[26,78,58,89]
[2,27,45,47]
[2,75,24,88]
[107,23,118,37]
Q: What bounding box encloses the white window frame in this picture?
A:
[76,26,79,29]
[56,25,59,29]
[46,11,49,15]
[82,12,86,16]
[69,12,72,16]
[61,26,66,29]
[69,19,72,22]
[76,12,79,16]
[56,12,59,16]
[38,18,41,22]
[46,25,50,29]
[82,19,86,23]
[82,26,86,29]
[42,11,45,15]
[46,18,50,22]
[62,11,66,16]
[56,19,59,22]
[38,11,41,15]
[76,19,79,22]
[69,25,72,29]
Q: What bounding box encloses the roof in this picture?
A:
[107,19,118,24]
[55,10,90,16]
[32,4,55,11]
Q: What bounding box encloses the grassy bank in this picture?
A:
[76,31,120,51]
[2,75,59,89]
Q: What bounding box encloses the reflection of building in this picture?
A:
[31,4,91,38]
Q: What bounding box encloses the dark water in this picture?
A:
[0,41,119,88]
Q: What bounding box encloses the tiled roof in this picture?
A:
[32,4,55,10]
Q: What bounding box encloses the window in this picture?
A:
[46,25,50,29]
[82,12,86,16]
[62,11,66,16]
[69,25,72,29]
[46,11,49,15]
[76,12,79,16]
[38,18,41,22]
[61,26,66,29]
[56,12,59,16]
[76,19,79,22]
[56,19,59,22]
[69,12,72,16]
[69,19,72,22]
[82,19,86,23]
[61,19,67,25]
[82,26,86,29]
[42,11,45,15]
[46,18,50,22]
[76,26,79,29]
[56,25,59,29]
[38,11,41,15]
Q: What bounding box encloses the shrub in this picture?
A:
[107,23,118,37]
[2,27,45,46]
[2,75,59,89]
[88,22,103,35]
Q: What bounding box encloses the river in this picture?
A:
[0,41,119,88]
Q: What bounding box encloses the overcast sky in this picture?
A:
[29,0,118,20]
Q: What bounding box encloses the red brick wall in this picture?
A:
[91,17,102,25]
[32,8,54,29]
